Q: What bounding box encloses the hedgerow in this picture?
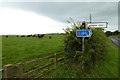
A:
[64,20,108,71]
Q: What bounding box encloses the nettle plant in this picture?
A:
[63,18,108,71]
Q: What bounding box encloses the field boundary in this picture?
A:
[2,51,64,78]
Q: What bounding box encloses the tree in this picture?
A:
[105,31,112,37]
[113,30,119,35]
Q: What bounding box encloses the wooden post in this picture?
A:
[82,21,86,52]
[82,37,85,52]
[3,64,14,78]
[16,63,23,78]
[55,53,57,68]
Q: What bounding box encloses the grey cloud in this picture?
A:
[0,2,118,31]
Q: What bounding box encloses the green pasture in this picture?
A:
[2,34,118,78]
[2,34,65,65]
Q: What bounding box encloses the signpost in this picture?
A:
[76,30,92,37]
[75,15,108,52]
[76,30,92,52]
[75,14,108,52]
[87,22,108,28]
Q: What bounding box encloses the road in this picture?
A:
[110,38,120,47]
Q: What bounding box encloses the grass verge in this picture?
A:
[44,37,118,78]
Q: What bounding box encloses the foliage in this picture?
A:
[44,40,118,78]
[83,28,108,71]
[105,30,120,37]
[105,31,112,37]
[64,19,109,71]
[63,22,83,64]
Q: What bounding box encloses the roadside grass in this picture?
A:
[44,37,118,78]
[86,38,118,78]
[2,34,65,65]
[110,35,120,38]
[117,38,120,77]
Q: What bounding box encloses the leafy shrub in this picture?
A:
[83,28,108,71]
[64,20,108,71]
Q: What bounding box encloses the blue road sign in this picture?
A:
[76,30,92,37]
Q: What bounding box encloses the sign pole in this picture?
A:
[82,21,86,52]
[76,21,93,52]
[82,37,85,52]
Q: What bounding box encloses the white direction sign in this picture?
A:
[87,22,108,28]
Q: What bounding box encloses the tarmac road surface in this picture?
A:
[111,38,120,47]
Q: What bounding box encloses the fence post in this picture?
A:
[55,53,58,68]
[3,64,14,78]
[16,63,23,78]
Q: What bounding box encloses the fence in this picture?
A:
[0,69,3,79]
[2,51,64,78]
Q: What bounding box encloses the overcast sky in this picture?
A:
[0,2,118,34]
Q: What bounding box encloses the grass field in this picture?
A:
[2,34,118,78]
[2,34,65,65]
[0,36,2,79]
[44,37,118,78]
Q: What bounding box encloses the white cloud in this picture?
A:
[0,8,67,35]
